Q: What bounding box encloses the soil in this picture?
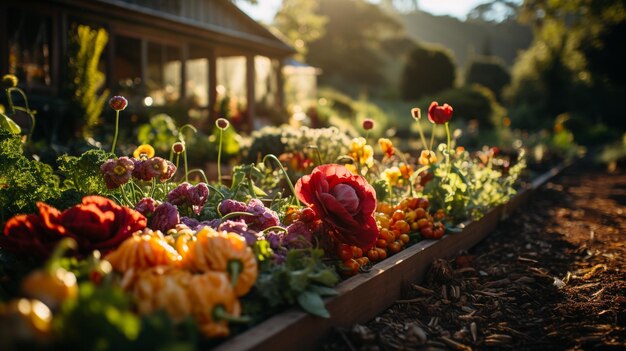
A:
[322,162,626,351]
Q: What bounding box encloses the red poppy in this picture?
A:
[428,101,453,124]
[294,164,379,251]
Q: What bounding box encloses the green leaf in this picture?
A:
[309,285,339,297]
[0,112,21,134]
[297,290,330,318]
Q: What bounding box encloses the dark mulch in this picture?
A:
[322,163,626,351]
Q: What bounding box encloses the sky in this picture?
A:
[237,0,500,24]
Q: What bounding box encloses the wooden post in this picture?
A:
[208,49,217,120]
[180,43,188,106]
[140,39,148,96]
[275,58,285,115]
[246,54,255,130]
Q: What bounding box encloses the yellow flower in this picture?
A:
[418,150,437,166]
[133,144,155,160]
[382,166,402,186]
[378,138,394,158]
[349,137,374,167]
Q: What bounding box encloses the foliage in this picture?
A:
[57,149,113,196]
[465,56,511,100]
[400,43,456,101]
[506,0,626,139]
[316,87,389,137]
[273,0,328,61]
[67,25,109,138]
[423,146,526,222]
[54,282,196,351]
[137,114,179,154]
[307,0,411,95]
[0,130,61,221]
[243,125,352,167]
[255,248,339,318]
[410,85,505,131]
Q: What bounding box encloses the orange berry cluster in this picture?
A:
[368,197,447,263]
[336,244,370,276]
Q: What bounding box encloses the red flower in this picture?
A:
[427,101,453,124]
[294,164,379,250]
[1,196,146,259]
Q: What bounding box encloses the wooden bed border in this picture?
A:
[213,162,569,351]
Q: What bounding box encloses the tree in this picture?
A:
[506,0,626,135]
[273,0,328,61]
[306,0,410,96]
[400,44,456,101]
[465,56,511,100]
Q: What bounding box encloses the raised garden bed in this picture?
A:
[214,161,570,351]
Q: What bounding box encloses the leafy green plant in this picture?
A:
[57,149,113,195]
[255,248,338,318]
[67,25,109,138]
[0,130,61,221]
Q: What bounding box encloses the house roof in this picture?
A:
[57,0,294,57]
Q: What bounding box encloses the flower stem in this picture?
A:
[111,110,120,154]
[415,119,428,151]
[183,146,189,183]
[263,154,301,207]
[445,122,451,168]
[429,123,436,151]
[9,88,36,142]
[217,128,223,185]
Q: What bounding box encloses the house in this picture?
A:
[0,0,295,134]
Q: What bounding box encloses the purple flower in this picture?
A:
[217,219,261,245]
[180,216,219,231]
[150,203,179,233]
[135,197,160,217]
[132,157,176,182]
[168,183,192,206]
[246,199,280,231]
[284,221,314,248]
[265,231,285,251]
[188,183,209,208]
[218,199,248,215]
[100,157,134,189]
[167,182,210,215]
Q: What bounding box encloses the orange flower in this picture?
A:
[378,138,394,158]
[418,150,438,166]
[398,163,413,179]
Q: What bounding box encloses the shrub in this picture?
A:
[465,56,511,100]
[400,44,456,101]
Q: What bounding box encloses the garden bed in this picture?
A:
[214,162,570,351]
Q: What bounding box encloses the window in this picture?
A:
[146,43,181,106]
[217,56,246,111]
[114,35,142,101]
[7,8,53,90]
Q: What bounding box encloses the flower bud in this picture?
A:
[216,118,229,130]
[362,118,374,131]
[109,96,128,111]
[411,107,421,120]
[172,142,185,154]
[2,74,18,88]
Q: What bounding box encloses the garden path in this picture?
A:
[323,163,626,350]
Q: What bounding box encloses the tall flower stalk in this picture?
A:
[215,118,230,186]
[108,96,128,154]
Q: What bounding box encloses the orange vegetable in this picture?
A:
[184,227,258,296]
[131,267,192,323]
[188,271,243,338]
[21,238,77,310]
[105,229,181,272]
